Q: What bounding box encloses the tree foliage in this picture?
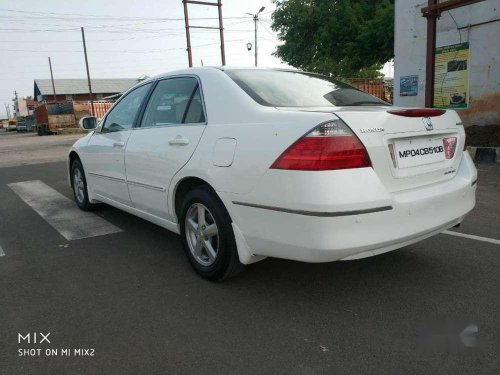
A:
[271,0,394,78]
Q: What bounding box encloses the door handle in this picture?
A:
[113,141,125,148]
[168,138,190,146]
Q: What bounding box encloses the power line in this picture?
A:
[0,8,249,21]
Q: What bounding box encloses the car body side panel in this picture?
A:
[125,125,206,221]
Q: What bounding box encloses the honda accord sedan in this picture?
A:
[69,67,477,280]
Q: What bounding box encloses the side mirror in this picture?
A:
[79,116,97,131]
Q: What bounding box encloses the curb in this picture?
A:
[467,146,500,164]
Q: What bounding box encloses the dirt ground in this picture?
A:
[0,131,84,168]
[466,125,500,147]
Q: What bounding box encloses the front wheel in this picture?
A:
[71,159,98,211]
[180,187,244,281]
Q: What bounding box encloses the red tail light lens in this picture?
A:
[443,137,457,159]
[270,120,371,171]
[387,109,446,117]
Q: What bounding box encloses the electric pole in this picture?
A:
[48,57,57,102]
[81,27,95,116]
[247,6,265,67]
[5,103,11,119]
[183,0,226,67]
[13,90,19,116]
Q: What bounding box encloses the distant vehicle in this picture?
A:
[35,102,113,135]
[68,67,477,281]
[25,115,36,132]
[6,119,16,132]
[16,117,27,132]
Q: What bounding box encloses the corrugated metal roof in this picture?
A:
[34,78,139,95]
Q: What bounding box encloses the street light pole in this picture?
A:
[247,6,265,67]
[253,14,258,67]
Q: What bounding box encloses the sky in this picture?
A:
[0,0,287,118]
[0,0,393,118]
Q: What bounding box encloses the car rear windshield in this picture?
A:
[225,69,389,107]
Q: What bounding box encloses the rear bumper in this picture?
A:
[222,153,477,263]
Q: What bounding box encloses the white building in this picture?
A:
[394,0,500,126]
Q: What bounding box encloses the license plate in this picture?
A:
[393,137,445,168]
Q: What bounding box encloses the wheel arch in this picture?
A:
[173,176,219,223]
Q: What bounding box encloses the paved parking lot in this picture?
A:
[0,132,499,374]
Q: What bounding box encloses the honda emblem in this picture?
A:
[422,117,433,131]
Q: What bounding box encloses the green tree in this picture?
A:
[271,0,394,78]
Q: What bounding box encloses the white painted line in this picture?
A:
[442,230,500,246]
[0,245,5,257]
[8,180,122,241]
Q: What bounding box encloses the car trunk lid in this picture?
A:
[277,106,466,192]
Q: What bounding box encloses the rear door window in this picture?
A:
[141,77,205,128]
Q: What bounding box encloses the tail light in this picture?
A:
[387,109,446,117]
[270,119,371,171]
[443,137,457,159]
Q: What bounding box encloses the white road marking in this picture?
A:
[442,230,500,246]
[0,245,5,257]
[8,180,122,241]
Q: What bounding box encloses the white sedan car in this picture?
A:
[69,67,477,280]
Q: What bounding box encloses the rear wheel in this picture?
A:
[180,187,243,281]
[71,159,98,211]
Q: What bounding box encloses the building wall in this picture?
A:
[394,0,500,126]
[40,93,114,103]
[16,98,29,117]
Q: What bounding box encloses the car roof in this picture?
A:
[146,66,304,81]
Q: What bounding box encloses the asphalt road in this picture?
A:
[0,134,499,374]
[0,131,83,168]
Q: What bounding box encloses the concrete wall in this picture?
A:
[394,0,500,126]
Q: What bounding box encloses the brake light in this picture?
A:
[387,109,446,117]
[270,120,371,171]
[443,137,457,159]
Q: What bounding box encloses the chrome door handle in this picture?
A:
[168,138,189,146]
[113,141,125,148]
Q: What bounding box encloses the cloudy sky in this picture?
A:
[0,0,287,117]
[0,0,393,118]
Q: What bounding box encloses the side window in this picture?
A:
[141,77,205,128]
[102,83,152,133]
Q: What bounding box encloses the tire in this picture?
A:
[71,159,98,211]
[180,187,244,281]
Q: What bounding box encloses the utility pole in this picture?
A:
[5,103,11,119]
[182,0,193,67]
[48,57,57,102]
[13,90,19,116]
[247,6,265,67]
[182,0,226,67]
[81,27,95,116]
[217,0,226,66]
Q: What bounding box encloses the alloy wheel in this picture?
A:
[185,203,219,266]
[73,168,85,204]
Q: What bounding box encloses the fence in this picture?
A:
[73,101,114,120]
[342,78,392,103]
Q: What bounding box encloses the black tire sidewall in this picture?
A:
[71,159,92,211]
[180,187,239,281]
